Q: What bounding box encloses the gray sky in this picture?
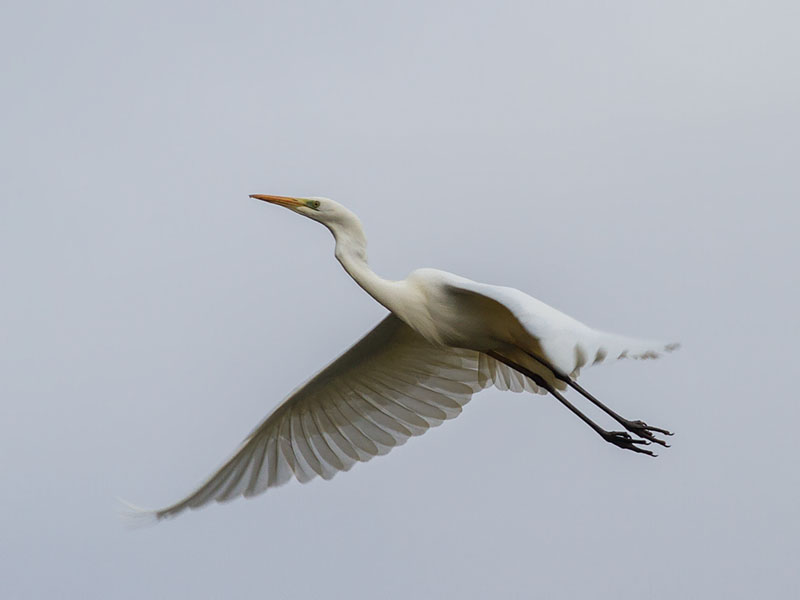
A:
[2,1,799,598]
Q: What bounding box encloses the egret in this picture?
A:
[137,195,678,520]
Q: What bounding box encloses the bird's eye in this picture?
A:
[310,200,321,210]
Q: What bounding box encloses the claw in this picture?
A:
[603,431,657,457]
[623,419,673,447]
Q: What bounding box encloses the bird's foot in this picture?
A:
[602,431,657,457]
[621,419,673,447]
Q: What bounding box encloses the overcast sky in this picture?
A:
[2,1,799,598]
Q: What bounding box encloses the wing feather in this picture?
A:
[367,373,449,423]
[373,370,463,416]
[326,384,385,456]
[293,409,326,480]
[305,410,347,476]
[288,409,317,483]
[243,437,269,497]
[320,396,377,460]
[313,402,362,464]
[333,391,399,451]
[350,379,430,434]
[218,443,257,501]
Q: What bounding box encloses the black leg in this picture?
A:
[487,351,656,457]
[521,351,674,447]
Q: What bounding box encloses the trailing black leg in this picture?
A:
[521,351,674,446]
[486,351,656,457]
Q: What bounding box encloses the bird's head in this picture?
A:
[249,193,365,240]
[250,193,368,260]
[249,194,345,224]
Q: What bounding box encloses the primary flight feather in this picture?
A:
[134,195,677,521]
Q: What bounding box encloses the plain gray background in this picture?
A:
[2,1,798,598]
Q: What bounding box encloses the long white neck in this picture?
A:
[325,217,406,315]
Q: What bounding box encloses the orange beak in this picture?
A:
[249,194,304,209]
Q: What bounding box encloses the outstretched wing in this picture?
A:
[142,315,484,520]
[442,274,679,380]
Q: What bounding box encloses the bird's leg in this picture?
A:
[521,352,673,447]
[486,351,656,457]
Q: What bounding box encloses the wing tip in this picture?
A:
[116,497,162,528]
[627,341,681,360]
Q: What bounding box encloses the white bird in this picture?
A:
[136,195,678,521]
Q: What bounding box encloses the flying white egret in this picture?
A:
[135,195,678,521]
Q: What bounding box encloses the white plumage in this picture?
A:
[132,195,677,521]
